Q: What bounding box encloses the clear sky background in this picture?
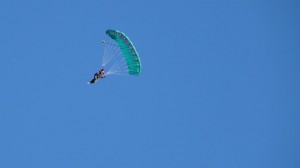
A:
[0,0,300,168]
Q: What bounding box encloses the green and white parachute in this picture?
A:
[102,29,141,76]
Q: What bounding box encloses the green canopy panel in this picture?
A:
[106,29,141,76]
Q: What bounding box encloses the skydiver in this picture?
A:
[87,68,106,84]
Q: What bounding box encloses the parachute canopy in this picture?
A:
[106,29,141,76]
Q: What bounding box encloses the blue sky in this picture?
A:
[0,0,300,168]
